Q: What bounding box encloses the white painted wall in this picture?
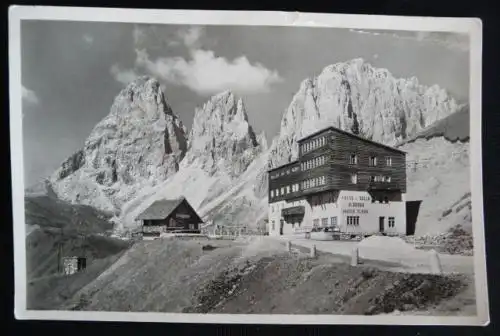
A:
[268,191,407,236]
[337,190,406,235]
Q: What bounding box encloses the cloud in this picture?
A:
[177,26,205,48]
[348,28,469,52]
[135,48,283,96]
[110,64,138,85]
[115,25,281,95]
[83,34,94,45]
[22,85,39,104]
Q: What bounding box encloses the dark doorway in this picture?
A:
[280,220,284,235]
[379,216,385,232]
[406,200,422,235]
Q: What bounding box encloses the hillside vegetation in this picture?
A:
[25,195,114,234]
[25,193,131,308]
[49,238,473,316]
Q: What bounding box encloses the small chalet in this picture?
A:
[135,197,203,238]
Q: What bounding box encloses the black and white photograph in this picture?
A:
[9,6,488,325]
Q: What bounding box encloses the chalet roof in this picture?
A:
[135,197,187,221]
[297,126,406,155]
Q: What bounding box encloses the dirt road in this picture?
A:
[274,236,474,275]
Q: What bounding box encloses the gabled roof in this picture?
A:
[135,197,200,221]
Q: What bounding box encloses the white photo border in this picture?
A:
[9,5,488,326]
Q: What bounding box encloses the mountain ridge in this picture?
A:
[27,59,469,237]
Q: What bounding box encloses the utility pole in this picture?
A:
[57,226,64,274]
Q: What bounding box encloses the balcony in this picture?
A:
[367,181,404,191]
[281,206,305,216]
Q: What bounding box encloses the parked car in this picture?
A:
[308,226,341,241]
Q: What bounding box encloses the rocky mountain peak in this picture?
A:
[48,77,188,213]
[181,90,262,178]
[268,59,460,168]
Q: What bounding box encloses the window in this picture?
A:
[386,157,392,166]
[369,156,377,166]
[271,221,275,230]
[286,186,290,194]
[370,176,375,183]
[281,187,284,195]
[271,190,274,197]
[349,154,358,165]
[322,218,328,227]
[313,219,320,227]
[385,176,391,183]
[312,179,316,188]
[331,216,338,226]
[347,216,360,226]
[351,173,358,184]
[388,217,395,228]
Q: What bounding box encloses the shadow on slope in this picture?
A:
[26,228,130,280]
[25,194,114,233]
[24,193,132,308]
[400,105,469,146]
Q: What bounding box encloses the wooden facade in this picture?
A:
[136,198,203,237]
[268,127,406,203]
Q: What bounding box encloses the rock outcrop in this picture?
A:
[48,77,188,214]
[117,90,265,229]
[269,58,460,168]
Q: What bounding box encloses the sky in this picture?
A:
[20,20,469,186]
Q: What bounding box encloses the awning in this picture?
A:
[281,206,305,216]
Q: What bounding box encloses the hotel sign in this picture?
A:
[341,195,370,214]
[176,213,191,219]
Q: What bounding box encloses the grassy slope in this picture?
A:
[25,195,114,234]
[25,194,132,308]
[56,238,473,316]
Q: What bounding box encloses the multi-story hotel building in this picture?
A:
[267,126,414,237]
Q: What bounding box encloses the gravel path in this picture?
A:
[274,236,474,275]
